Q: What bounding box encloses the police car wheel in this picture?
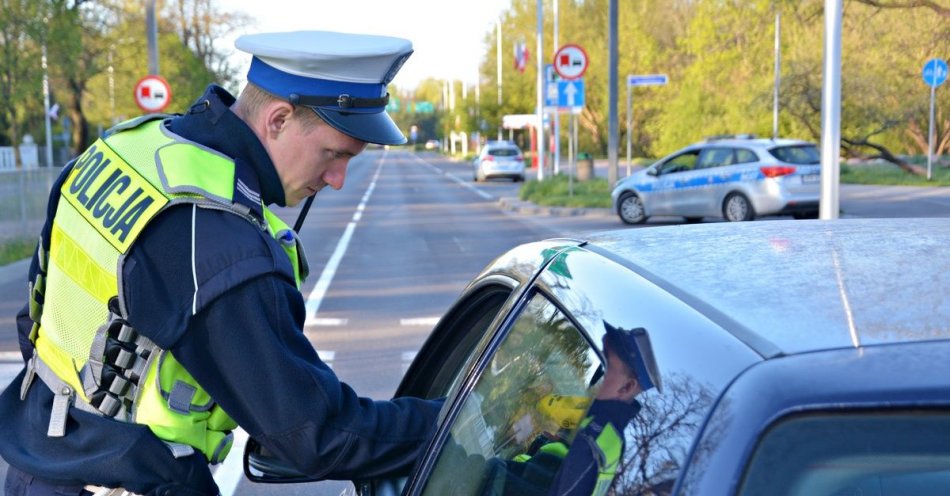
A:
[618,192,647,224]
[723,193,755,222]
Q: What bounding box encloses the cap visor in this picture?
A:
[311,107,407,145]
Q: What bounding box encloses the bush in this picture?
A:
[0,237,36,266]
[519,174,612,208]
[842,164,950,186]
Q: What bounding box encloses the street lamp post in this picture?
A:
[146,0,159,75]
[109,46,116,125]
[535,0,545,181]
[42,36,53,168]
[497,19,503,141]
[819,0,842,220]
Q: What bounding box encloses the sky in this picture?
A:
[224,0,511,90]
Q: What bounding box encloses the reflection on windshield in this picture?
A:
[613,373,715,495]
[421,293,603,495]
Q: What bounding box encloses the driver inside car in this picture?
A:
[479,324,662,496]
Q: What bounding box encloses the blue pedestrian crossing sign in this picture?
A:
[922,58,948,88]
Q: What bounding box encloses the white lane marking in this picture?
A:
[317,350,335,364]
[400,317,441,327]
[212,428,248,495]
[411,154,493,200]
[1,363,23,391]
[307,318,349,327]
[304,154,385,327]
[0,351,23,361]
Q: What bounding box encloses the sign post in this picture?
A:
[553,44,589,184]
[134,75,172,114]
[923,58,948,181]
[626,74,668,175]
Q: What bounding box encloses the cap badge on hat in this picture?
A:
[382,52,413,86]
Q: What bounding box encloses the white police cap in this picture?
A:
[235,30,413,145]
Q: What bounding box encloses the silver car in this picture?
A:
[247,218,950,496]
[611,136,821,224]
[473,141,525,182]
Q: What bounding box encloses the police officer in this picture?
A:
[487,324,660,496]
[545,324,661,496]
[0,30,442,495]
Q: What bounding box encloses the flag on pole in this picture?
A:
[514,41,529,73]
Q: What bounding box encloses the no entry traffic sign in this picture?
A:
[134,75,172,113]
[553,44,588,80]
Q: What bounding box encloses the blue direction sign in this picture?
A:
[545,64,559,107]
[923,58,948,88]
[627,74,668,87]
[558,79,585,108]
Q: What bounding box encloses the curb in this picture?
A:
[497,197,613,218]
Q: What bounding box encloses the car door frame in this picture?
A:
[648,148,701,216]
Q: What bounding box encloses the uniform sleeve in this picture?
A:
[123,205,443,480]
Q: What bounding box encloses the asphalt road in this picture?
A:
[0,150,948,494]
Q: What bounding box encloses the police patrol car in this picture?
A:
[611,135,821,224]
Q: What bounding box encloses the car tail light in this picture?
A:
[760,166,796,178]
[516,155,524,161]
[484,155,494,161]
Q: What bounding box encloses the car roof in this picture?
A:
[583,218,950,357]
[483,140,519,148]
[688,138,814,149]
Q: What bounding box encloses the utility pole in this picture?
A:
[146,0,159,75]
[553,0,560,175]
[497,19,503,140]
[536,0,545,180]
[819,0,842,220]
[42,42,53,168]
[607,0,619,188]
[773,9,781,140]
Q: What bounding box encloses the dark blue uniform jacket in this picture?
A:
[0,85,443,495]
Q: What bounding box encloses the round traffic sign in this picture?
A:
[923,58,948,88]
[553,44,588,80]
[134,75,172,113]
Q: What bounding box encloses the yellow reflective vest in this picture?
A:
[27,117,304,464]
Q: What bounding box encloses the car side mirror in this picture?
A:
[646,168,658,176]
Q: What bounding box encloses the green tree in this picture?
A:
[0,0,44,164]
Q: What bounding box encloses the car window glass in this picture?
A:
[767,144,820,164]
[420,286,513,400]
[696,148,735,169]
[734,148,758,164]
[489,148,520,157]
[658,150,700,174]
[419,292,603,496]
[739,413,950,496]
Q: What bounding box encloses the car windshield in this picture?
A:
[488,148,520,157]
[768,145,820,165]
